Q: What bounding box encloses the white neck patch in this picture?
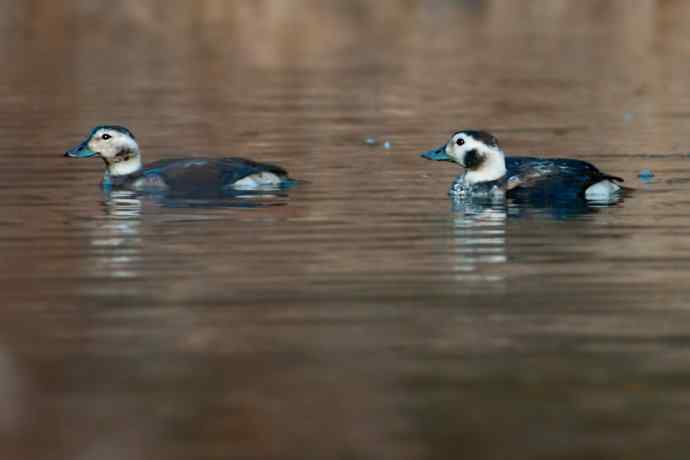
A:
[463,145,507,185]
[108,155,143,176]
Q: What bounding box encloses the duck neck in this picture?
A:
[104,149,143,177]
[464,147,507,185]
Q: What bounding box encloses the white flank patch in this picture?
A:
[585,180,621,200]
[131,175,169,191]
[232,172,283,189]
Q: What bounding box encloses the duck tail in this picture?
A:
[603,174,624,183]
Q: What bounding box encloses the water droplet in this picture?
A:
[638,168,655,182]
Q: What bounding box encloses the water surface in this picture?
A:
[2,1,690,459]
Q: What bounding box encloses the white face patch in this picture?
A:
[446,133,507,185]
[90,129,143,176]
[89,129,139,160]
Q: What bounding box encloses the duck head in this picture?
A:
[421,130,507,185]
[65,125,143,176]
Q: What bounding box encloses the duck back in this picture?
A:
[139,157,288,194]
[505,156,623,202]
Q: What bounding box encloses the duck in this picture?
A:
[64,125,294,195]
[420,130,624,202]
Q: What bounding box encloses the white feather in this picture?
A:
[232,172,283,189]
[109,156,143,176]
[585,180,621,200]
[463,150,507,185]
[447,133,507,185]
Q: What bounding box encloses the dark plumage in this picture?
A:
[463,149,483,169]
[504,156,623,200]
[64,125,294,196]
[456,130,499,148]
[421,130,624,202]
[111,158,290,195]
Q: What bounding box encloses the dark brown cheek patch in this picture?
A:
[107,150,135,165]
[463,149,484,170]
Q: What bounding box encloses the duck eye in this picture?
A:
[456,138,465,146]
[101,133,111,140]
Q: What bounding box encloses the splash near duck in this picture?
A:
[421,130,623,203]
[65,125,294,195]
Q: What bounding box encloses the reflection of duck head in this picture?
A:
[103,190,144,219]
[446,191,623,283]
[78,191,144,282]
[450,199,508,280]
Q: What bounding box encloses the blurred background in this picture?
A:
[2,1,690,459]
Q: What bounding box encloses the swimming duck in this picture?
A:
[421,130,623,201]
[64,125,293,194]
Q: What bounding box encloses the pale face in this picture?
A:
[444,132,493,168]
[87,128,139,160]
[65,126,143,176]
[420,130,507,185]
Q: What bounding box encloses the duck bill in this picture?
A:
[64,141,97,158]
[420,145,452,162]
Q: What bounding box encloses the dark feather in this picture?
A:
[504,156,622,200]
[139,157,287,194]
[455,130,499,148]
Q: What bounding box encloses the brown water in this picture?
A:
[2,1,690,459]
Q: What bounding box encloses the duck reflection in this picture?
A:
[451,193,623,219]
[449,198,508,281]
[448,195,624,281]
[89,191,144,281]
[103,189,289,213]
[88,189,291,285]
[103,190,145,219]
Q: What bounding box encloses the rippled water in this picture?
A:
[3,1,690,459]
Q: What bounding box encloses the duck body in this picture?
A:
[449,156,623,201]
[104,157,289,195]
[65,125,293,196]
[422,130,623,202]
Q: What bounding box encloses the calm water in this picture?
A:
[2,1,690,459]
